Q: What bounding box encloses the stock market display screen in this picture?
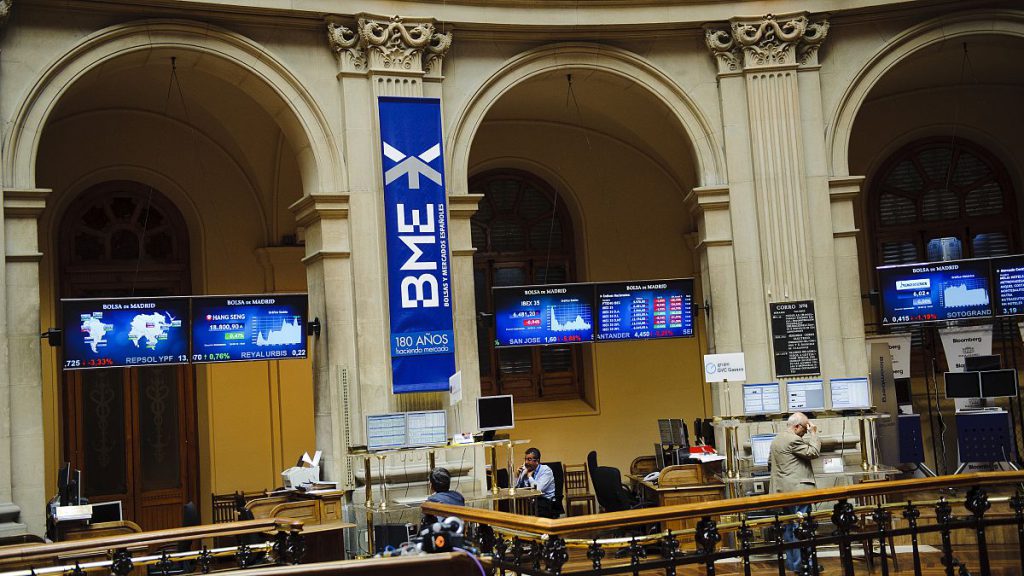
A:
[62,297,190,370]
[878,259,993,325]
[595,279,695,341]
[993,255,1024,317]
[493,284,595,347]
[191,294,308,363]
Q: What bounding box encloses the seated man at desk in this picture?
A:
[422,467,465,527]
[515,447,560,518]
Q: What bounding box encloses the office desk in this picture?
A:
[633,464,726,544]
[247,490,353,561]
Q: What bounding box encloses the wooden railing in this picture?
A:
[422,470,1024,576]
[0,518,304,575]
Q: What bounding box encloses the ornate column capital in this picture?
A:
[326,15,452,77]
[705,12,829,74]
[0,1,12,29]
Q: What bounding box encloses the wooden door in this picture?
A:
[64,364,196,530]
[59,182,196,530]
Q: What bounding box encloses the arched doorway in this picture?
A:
[59,181,196,530]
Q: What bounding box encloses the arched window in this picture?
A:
[470,170,583,402]
[872,138,1018,268]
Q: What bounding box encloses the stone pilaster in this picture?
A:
[448,194,483,435]
[324,14,457,417]
[290,194,356,488]
[705,13,842,383]
[2,187,48,536]
[829,176,868,375]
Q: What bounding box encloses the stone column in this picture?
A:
[322,16,454,480]
[290,195,355,486]
[705,13,863,388]
[2,188,49,536]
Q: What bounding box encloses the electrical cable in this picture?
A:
[453,547,487,576]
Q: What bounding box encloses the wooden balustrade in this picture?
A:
[421,470,1024,536]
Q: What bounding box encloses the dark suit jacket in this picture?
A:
[769,429,820,494]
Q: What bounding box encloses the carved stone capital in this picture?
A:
[0,0,11,29]
[705,12,829,73]
[326,15,452,76]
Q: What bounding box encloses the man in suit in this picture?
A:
[769,412,820,573]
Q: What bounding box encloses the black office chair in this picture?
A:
[591,466,637,513]
[545,461,566,518]
[591,466,659,556]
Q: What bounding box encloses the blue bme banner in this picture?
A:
[378,97,456,393]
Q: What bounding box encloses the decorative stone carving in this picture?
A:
[0,0,12,28]
[327,21,366,72]
[326,15,452,76]
[705,12,829,73]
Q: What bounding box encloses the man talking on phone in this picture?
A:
[515,447,560,518]
[769,412,821,574]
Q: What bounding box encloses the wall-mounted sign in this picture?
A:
[770,300,820,377]
[703,352,746,383]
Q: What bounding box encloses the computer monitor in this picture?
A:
[406,410,448,447]
[829,377,872,410]
[966,355,1001,372]
[981,369,1018,398]
[90,501,122,524]
[57,462,72,506]
[743,383,781,415]
[944,371,982,399]
[366,413,407,451]
[477,395,515,431]
[750,434,776,467]
[787,379,825,412]
[654,443,666,471]
[657,419,673,445]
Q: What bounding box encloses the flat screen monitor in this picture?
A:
[192,294,308,363]
[751,434,776,467]
[944,371,982,399]
[878,258,993,325]
[743,383,781,415]
[965,355,1001,372]
[62,297,190,370]
[829,377,872,410]
[657,419,673,445]
[366,413,407,451]
[992,254,1024,317]
[406,410,448,447]
[493,284,595,347]
[594,278,695,341]
[477,395,515,431]
[90,501,123,524]
[980,369,1018,398]
[787,379,825,412]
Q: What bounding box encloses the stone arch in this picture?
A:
[447,43,725,195]
[4,19,342,196]
[828,9,1024,177]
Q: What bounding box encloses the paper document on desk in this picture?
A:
[689,453,726,463]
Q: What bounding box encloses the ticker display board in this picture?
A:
[191,294,308,363]
[493,284,595,347]
[878,259,993,325]
[992,255,1024,317]
[62,297,190,370]
[595,279,694,341]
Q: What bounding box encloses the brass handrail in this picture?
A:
[422,470,1024,536]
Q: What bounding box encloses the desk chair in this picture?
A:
[547,461,566,518]
[563,464,597,516]
[592,466,659,556]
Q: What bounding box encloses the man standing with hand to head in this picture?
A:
[515,447,560,518]
[769,412,821,574]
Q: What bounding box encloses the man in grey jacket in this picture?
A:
[769,412,820,573]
